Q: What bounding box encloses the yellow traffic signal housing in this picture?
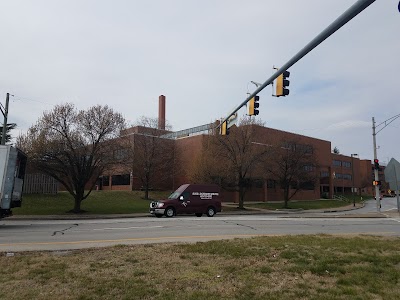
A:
[276,70,290,97]
[220,121,229,135]
[248,96,260,116]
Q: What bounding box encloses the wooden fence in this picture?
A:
[23,173,58,194]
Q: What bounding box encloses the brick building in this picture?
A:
[100,122,380,202]
[94,95,383,201]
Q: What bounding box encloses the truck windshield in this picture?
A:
[168,185,187,199]
[168,192,181,199]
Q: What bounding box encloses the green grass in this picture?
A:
[15,190,171,215]
[246,196,369,210]
[15,192,372,215]
[1,235,400,299]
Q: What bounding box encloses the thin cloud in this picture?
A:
[326,120,371,131]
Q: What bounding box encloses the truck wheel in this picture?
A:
[155,214,163,218]
[206,207,216,217]
[165,207,175,218]
[195,213,202,217]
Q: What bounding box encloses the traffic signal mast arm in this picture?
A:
[218,0,376,128]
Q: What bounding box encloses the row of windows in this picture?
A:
[267,179,315,190]
[333,160,352,168]
[101,174,131,186]
[282,142,313,154]
[335,173,352,180]
[320,171,352,180]
[321,171,330,178]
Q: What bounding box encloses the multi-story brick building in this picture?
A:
[100,124,380,202]
[96,95,382,201]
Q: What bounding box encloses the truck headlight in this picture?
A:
[156,202,165,208]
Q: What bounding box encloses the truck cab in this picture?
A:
[150,184,222,218]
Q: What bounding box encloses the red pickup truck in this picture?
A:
[150,184,222,218]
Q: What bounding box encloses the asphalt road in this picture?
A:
[1,208,400,252]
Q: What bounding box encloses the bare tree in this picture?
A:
[263,140,319,208]
[333,147,340,154]
[192,117,270,209]
[17,103,125,213]
[125,117,174,200]
[360,176,372,195]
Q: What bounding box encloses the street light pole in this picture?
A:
[351,154,358,207]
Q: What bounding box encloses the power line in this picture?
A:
[12,95,56,106]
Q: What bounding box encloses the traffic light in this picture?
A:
[374,159,379,170]
[248,96,260,116]
[373,180,381,186]
[220,121,229,135]
[276,70,290,97]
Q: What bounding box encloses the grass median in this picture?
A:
[14,190,171,215]
[1,235,400,299]
[14,191,370,215]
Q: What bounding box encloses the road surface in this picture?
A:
[1,208,399,252]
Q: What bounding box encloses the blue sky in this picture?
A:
[0,0,399,164]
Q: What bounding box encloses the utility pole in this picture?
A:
[372,117,381,212]
[1,93,10,145]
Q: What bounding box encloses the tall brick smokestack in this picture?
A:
[158,95,166,130]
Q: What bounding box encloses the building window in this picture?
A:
[300,181,315,190]
[297,144,313,154]
[335,173,343,179]
[320,171,329,178]
[111,174,130,185]
[304,165,314,172]
[267,179,276,189]
[101,176,110,186]
[253,178,264,188]
[282,142,296,151]
[114,149,129,161]
[333,160,341,167]
[343,174,352,180]
[342,161,351,168]
[282,142,313,154]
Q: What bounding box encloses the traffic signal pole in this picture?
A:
[372,113,400,212]
[372,117,381,212]
[219,0,376,127]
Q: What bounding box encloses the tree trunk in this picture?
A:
[238,186,245,209]
[73,197,83,213]
[143,174,150,200]
[284,187,290,208]
[72,189,85,213]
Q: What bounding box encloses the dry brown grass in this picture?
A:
[1,235,400,299]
